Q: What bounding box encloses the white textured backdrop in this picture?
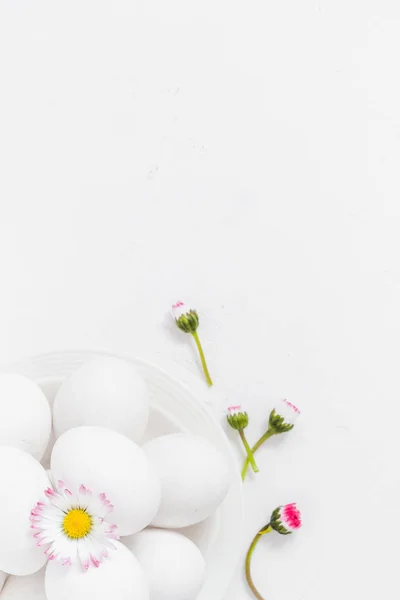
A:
[0,1,398,599]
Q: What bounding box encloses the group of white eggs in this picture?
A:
[0,358,232,600]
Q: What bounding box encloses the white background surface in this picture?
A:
[0,1,398,598]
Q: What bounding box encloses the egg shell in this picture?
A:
[50,426,161,536]
[0,446,50,575]
[53,358,149,443]
[144,433,230,528]
[1,568,46,599]
[0,374,52,461]
[45,542,148,600]
[123,529,205,600]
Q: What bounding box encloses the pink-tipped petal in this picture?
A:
[283,399,300,414]
[172,300,192,321]
[172,301,185,309]
[90,554,101,568]
[226,404,245,416]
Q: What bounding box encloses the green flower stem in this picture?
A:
[245,526,272,600]
[191,330,213,387]
[241,429,276,481]
[239,429,259,474]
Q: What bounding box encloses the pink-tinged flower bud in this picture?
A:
[269,399,300,434]
[226,405,249,430]
[270,503,302,535]
[172,301,199,333]
[171,301,213,386]
[245,504,302,599]
[227,404,258,474]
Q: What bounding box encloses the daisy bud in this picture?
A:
[241,399,300,480]
[245,503,302,599]
[226,405,249,431]
[270,502,302,535]
[172,301,199,333]
[171,301,213,386]
[268,399,300,434]
[226,405,258,474]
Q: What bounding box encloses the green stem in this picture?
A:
[245,526,272,600]
[192,330,213,386]
[241,429,276,481]
[239,429,259,474]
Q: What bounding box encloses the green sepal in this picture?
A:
[227,411,249,431]
[175,309,199,333]
[268,409,295,434]
[270,507,292,535]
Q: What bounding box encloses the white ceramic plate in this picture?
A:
[7,350,243,600]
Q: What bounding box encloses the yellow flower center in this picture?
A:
[62,509,92,539]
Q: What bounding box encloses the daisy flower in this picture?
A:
[30,481,119,570]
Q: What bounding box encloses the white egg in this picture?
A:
[53,358,149,443]
[1,568,46,599]
[0,446,50,575]
[123,529,205,600]
[144,433,230,528]
[45,542,148,600]
[0,571,7,593]
[0,374,52,460]
[51,426,160,536]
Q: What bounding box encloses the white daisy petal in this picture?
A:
[275,399,300,424]
[91,530,118,552]
[77,540,91,572]
[172,301,190,320]
[52,537,77,566]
